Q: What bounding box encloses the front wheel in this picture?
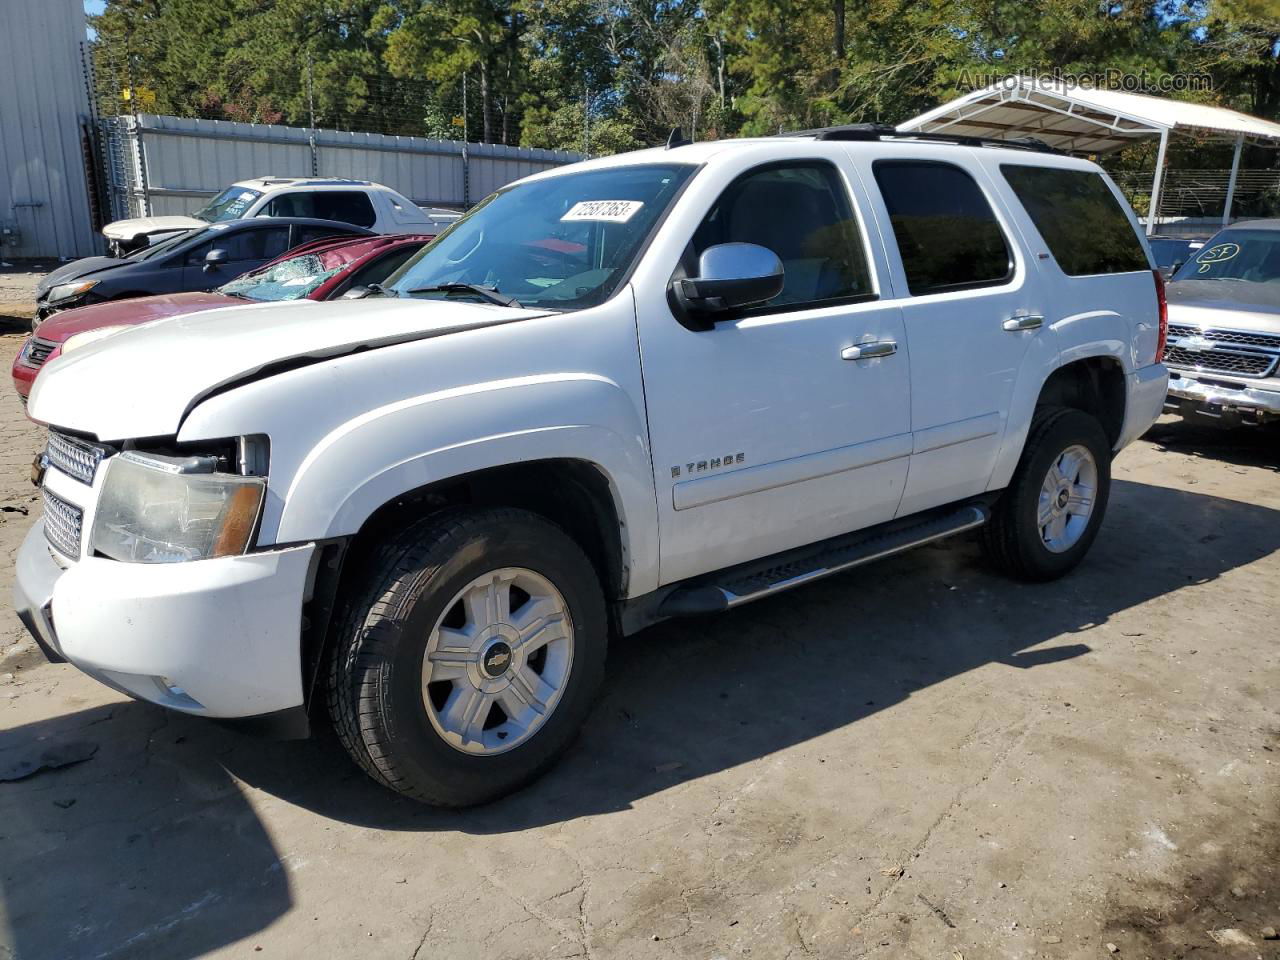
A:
[983,407,1112,582]
[326,507,608,806]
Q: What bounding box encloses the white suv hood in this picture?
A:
[101,215,205,241]
[28,297,544,441]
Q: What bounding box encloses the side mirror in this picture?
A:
[341,285,372,300]
[203,248,228,272]
[670,243,784,323]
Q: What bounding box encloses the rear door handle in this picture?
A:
[1002,315,1044,332]
[841,340,897,361]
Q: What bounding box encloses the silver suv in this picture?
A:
[1163,219,1280,426]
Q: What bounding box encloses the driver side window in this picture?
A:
[691,162,873,312]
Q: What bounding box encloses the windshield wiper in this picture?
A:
[405,283,521,308]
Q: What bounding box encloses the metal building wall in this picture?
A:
[128,115,581,217]
[0,0,98,259]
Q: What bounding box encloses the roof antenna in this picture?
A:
[666,127,691,149]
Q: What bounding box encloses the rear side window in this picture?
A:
[1002,165,1148,276]
[872,160,1012,295]
[312,191,377,228]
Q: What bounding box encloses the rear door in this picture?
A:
[854,152,1046,516]
[634,155,913,584]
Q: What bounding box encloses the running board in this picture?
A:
[659,503,988,617]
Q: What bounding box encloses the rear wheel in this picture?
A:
[327,507,607,806]
[983,407,1112,581]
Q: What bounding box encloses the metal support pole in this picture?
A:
[461,73,470,207]
[1222,133,1243,229]
[1146,127,1169,237]
[306,52,318,176]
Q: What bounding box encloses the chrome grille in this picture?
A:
[24,338,57,368]
[1163,346,1275,377]
[46,431,107,486]
[1193,328,1280,350]
[43,489,84,558]
[1163,322,1280,380]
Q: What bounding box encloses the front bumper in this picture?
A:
[1165,372,1280,420]
[13,520,316,719]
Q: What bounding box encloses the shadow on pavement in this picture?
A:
[0,703,290,960]
[1144,416,1280,471]
[1,478,1277,958]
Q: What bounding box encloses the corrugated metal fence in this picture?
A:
[106,114,581,221]
[0,0,98,259]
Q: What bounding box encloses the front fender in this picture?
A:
[277,373,660,594]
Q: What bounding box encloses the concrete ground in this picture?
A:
[1,281,1278,960]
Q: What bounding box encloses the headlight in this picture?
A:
[47,280,98,303]
[90,452,265,563]
[61,325,130,355]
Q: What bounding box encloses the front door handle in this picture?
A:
[841,340,897,361]
[1002,314,1044,332]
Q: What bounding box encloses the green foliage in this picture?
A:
[89,0,1280,153]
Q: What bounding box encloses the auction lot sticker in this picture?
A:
[561,200,644,223]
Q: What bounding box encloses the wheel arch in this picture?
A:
[990,351,1128,491]
[298,457,631,716]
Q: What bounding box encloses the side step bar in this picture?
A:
[659,503,988,617]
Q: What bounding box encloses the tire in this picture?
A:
[327,507,608,806]
[982,406,1112,582]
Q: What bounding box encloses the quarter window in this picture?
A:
[872,160,1013,295]
[690,162,874,311]
[1001,165,1149,276]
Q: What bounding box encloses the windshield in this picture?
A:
[1173,229,1280,283]
[193,186,264,223]
[220,253,343,301]
[386,163,697,309]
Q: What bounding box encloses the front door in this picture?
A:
[183,225,291,289]
[634,157,913,585]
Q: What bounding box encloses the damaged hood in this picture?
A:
[101,215,205,241]
[28,296,547,440]
[1167,279,1280,331]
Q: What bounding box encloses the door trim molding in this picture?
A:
[911,411,1002,455]
[673,432,912,511]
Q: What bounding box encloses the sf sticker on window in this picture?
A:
[1195,242,1240,273]
[561,200,644,223]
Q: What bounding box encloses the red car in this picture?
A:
[12,233,434,401]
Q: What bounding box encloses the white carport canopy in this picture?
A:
[898,77,1280,234]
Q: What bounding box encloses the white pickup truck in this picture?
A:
[15,128,1169,806]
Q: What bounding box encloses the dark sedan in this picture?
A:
[32,217,373,327]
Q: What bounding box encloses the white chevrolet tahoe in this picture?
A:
[14,128,1169,806]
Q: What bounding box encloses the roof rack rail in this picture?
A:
[777,123,1060,154]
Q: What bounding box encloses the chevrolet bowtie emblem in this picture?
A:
[1174,335,1215,353]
